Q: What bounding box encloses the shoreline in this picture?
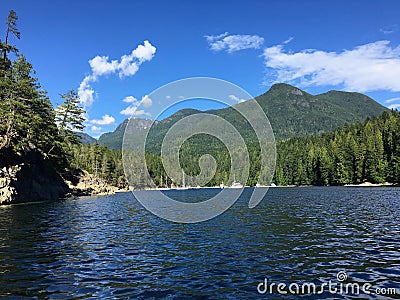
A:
[343,182,396,187]
[65,170,129,197]
[2,182,398,207]
[133,182,399,192]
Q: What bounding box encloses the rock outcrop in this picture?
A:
[0,150,69,205]
[66,170,124,196]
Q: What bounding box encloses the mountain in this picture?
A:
[76,132,97,145]
[98,118,154,149]
[253,83,388,139]
[99,83,388,149]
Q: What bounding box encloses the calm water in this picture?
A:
[0,187,399,299]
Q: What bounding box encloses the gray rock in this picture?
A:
[0,150,69,205]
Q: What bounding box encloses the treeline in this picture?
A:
[67,143,127,188]
[0,11,86,180]
[275,110,400,185]
[0,10,63,161]
[0,10,127,191]
[137,110,400,188]
[81,110,400,189]
[2,10,398,190]
[143,110,400,187]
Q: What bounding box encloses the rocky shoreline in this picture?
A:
[66,170,129,197]
[0,150,69,205]
[0,150,127,205]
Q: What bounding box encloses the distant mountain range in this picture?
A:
[76,132,97,145]
[93,83,388,149]
[97,118,154,149]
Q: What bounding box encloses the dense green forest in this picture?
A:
[275,110,400,185]
[1,10,398,194]
[67,142,127,188]
[76,109,400,189]
[98,84,388,149]
[0,11,85,181]
[152,110,400,187]
[0,10,62,159]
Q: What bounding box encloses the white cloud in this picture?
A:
[206,33,264,53]
[263,40,400,92]
[133,109,151,117]
[89,56,118,78]
[165,95,171,100]
[118,56,139,78]
[123,96,138,103]
[120,95,152,116]
[283,37,294,44]
[78,75,95,107]
[141,95,152,108]
[388,103,400,110]
[385,97,400,103]
[205,32,229,42]
[91,125,102,132]
[78,40,156,106]
[131,40,157,63]
[120,106,136,116]
[90,114,115,125]
[120,107,151,117]
[229,94,246,103]
[118,40,156,78]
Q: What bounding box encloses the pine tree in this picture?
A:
[0,54,59,154]
[364,122,387,183]
[0,10,20,74]
[54,90,86,144]
[0,11,57,154]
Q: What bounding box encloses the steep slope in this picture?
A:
[99,83,389,149]
[98,118,154,149]
[145,108,202,151]
[254,83,388,139]
[76,132,97,144]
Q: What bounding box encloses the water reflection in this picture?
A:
[0,187,399,299]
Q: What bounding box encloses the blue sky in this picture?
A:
[1,0,400,137]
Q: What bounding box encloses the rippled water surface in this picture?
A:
[0,187,399,299]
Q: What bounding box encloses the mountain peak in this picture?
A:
[98,118,154,149]
[76,132,97,144]
[98,85,388,148]
[268,83,305,95]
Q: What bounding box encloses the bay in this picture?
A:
[0,187,399,299]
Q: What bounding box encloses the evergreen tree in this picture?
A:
[0,54,59,154]
[54,90,86,144]
[0,11,54,153]
[0,10,20,73]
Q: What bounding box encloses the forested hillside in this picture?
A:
[98,83,388,150]
[255,83,388,139]
[85,110,400,189]
[0,10,64,163]
[1,9,397,199]
[0,11,96,203]
[98,118,154,149]
[275,110,400,185]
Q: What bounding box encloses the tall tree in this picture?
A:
[0,54,59,154]
[0,10,20,72]
[54,90,86,143]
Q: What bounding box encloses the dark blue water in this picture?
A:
[0,187,399,299]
